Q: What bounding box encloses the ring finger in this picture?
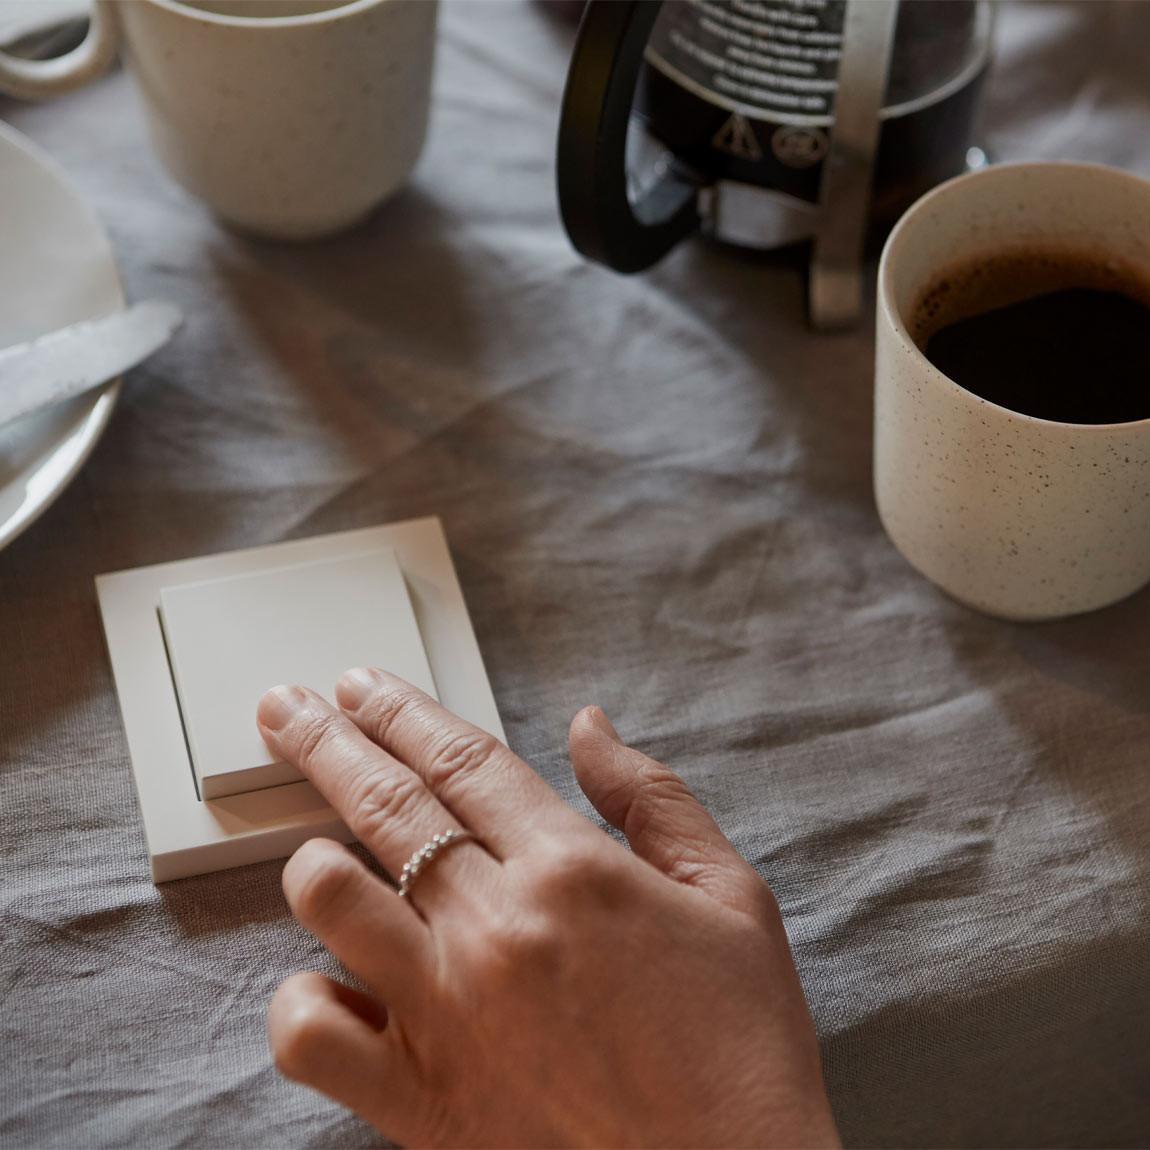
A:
[258,684,499,914]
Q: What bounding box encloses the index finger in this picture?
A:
[335,668,587,855]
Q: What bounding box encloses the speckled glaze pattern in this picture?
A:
[875,162,1150,622]
[115,0,437,240]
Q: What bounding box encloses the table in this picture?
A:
[2,3,1148,1146]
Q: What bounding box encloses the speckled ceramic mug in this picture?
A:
[875,162,1150,622]
[0,0,437,240]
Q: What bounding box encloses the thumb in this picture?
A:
[568,707,766,913]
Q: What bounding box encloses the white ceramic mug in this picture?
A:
[875,162,1150,622]
[0,0,437,240]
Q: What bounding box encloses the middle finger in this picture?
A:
[335,667,594,856]
[258,685,499,911]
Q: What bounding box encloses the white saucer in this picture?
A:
[0,119,123,552]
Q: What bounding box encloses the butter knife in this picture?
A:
[0,301,183,430]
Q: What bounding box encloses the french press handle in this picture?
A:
[556,0,702,274]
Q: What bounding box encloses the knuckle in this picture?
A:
[271,997,327,1083]
[424,730,501,798]
[286,847,360,929]
[663,848,714,888]
[473,912,563,982]
[363,684,423,745]
[347,770,428,840]
[530,840,625,905]
[638,762,694,805]
[500,918,562,971]
[291,712,343,774]
[627,757,696,820]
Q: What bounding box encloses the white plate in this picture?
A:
[0,119,123,551]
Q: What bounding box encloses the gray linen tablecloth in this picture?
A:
[2,2,1149,1146]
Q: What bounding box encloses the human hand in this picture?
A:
[258,670,839,1148]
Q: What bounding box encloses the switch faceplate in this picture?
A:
[160,548,437,799]
[96,518,504,882]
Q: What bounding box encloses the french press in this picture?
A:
[556,0,994,329]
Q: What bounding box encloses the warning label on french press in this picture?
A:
[645,0,845,121]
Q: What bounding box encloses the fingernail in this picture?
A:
[258,684,309,731]
[336,667,382,711]
[588,706,621,742]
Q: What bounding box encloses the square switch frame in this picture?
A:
[96,517,504,883]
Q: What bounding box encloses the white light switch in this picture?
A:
[159,547,437,799]
[97,517,503,881]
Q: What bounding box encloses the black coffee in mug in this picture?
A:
[910,250,1150,424]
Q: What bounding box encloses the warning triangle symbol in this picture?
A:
[712,113,763,162]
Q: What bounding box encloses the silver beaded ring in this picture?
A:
[397,828,475,899]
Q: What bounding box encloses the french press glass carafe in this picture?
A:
[556,0,994,328]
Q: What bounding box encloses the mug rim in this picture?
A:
[878,159,1150,433]
[146,0,388,28]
